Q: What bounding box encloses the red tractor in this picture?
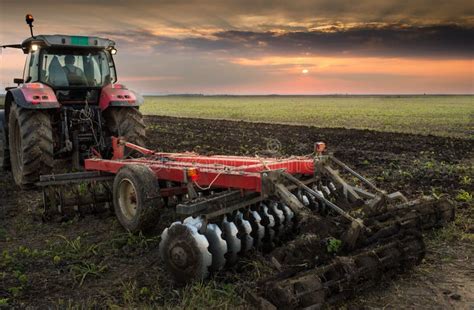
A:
[0,14,145,188]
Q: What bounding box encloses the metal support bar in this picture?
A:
[274,183,309,216]
[202,193,262,219]
[323,166,362,203]
[281,172,364,226]
[329,156,384,194]
[38,171,114,186]
[176,190,241,215]
[350,186,376,199]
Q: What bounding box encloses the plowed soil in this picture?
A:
[1,115,473,308]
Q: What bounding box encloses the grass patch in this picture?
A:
[141,95,474,138]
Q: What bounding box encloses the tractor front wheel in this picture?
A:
[8,103,53,188]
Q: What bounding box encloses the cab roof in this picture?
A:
[21,35,115,53]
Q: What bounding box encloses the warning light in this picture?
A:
[187,168,199,182]
[24,83,43,89]
[25,14,34,25]
[315,142,326,154]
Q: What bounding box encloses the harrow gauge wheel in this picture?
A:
[113,165,163,233]
[117,178,138,220]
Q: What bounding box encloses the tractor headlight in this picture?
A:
[110,48,117,55]
[31,44,38,52]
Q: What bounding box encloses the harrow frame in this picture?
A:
[37,137,454,303]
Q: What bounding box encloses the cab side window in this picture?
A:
[23,51,39,83]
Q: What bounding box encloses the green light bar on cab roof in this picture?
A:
[21,35,116,53]
[71,36,89,46]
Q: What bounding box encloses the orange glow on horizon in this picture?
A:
[231,56,474,78]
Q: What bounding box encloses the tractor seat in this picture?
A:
[47,56,69,87]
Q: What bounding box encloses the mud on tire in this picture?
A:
[113,164,163,233]
[8,103,53,188]
[104,107,146,146]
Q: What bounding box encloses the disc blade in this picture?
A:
[235,211,254,253]
[204,223,228,272]
[159,221,212,284]
[259,203,276,246]
[221,216,241,265]
[269,201,285,240]
[248,210,265,248]
[279,203,295,233]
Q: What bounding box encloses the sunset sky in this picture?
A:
[0,0,473,94]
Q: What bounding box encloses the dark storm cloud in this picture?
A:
[99,24,474,59]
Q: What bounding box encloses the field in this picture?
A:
[141,95,474,139]
[0,96,473,308]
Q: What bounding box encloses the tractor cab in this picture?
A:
[0,14,146,187]
[21,35,118,104]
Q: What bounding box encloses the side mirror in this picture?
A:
[13,78,24,85]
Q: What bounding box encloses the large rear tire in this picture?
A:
[0,110,10,171]
[8,103,53,188]
[104,107,146,146]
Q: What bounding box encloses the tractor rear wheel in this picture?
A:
[0,111,10,171]
[8,103,53,188]
[104,107,146,146]
[113,164,163,233]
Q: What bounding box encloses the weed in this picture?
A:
[7,287,22,297]
[431,187,444,199]
[121,280,139,305]
[77,182,88,195]
[110,231,160,252]
[424,161,435,169]
[327,238,342,253]
[53,255,61,265]
[13,270,28,285]
[238,258,273,280]
[176,280,242,309]
[54,235,99,258]
[460,175,472,185]
[456,190,473,203]
[70,262,107,286]
[0,298,9,307]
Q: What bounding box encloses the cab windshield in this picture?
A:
[39,49,116,88]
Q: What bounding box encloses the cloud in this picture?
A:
[0,0,473,94]
[99,24,474,59]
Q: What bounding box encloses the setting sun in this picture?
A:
[302,69,309,74]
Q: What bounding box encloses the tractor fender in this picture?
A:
[99,84,144,110]
[7,84,60,110]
